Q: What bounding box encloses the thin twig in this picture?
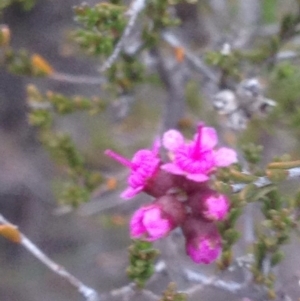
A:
[50,72,105,85]
[232,167,300,193]
[109,283,135,298]
[99,0,146,73]
[162,31,218,83]
[153,254,254,295]
[183,270,246,295]
[182,253,254,296]
[0,213,100,301]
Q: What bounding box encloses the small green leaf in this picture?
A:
[271,250,284,266]
[239,184,257,203]
[223,229,241,245]
[227,208,242,225]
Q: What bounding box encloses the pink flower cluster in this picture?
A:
[105,122,237,264]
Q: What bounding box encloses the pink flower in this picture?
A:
[130,204,173,241]
[161,123,237,182]
[186,233,222,264]
[183,218,222,264]
[188,190,229,221]
[202,193,229,221]
[105,142,160,199]
[130,196,186,241]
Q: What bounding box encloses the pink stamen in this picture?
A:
[105,149,134,169]
[193,123,204,159]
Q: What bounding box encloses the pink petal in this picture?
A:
[188,240,220,264]
[186,173,210,182]
[143,207,161,223]
[130,209,147,237]
[130,222,145,238]
[143,207,171,240]
[161,163,185,175]
[186,236,221,264]
[146,219,171,239]
[162,130,184,151]
[195,127,218,151]
[204,194,229,221]
[132,149,154,165]
[214,147,237,167]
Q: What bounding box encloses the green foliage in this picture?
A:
[269,62,300,133]
[145,0,181,30]
[251,188,295,297]
[205,49,242,87]
[0,0,36,11]
[238,9,300,68]
[238,184,257,203]
[1,48,54,77]
[106,54,145,94]
[241,143,263,166]
[215,145,288,273]
[73,2,127,57]
[27,85,106,206]
[262,0,278,24]
[216,177,243,269]
[127,240,159,288]
[4,49,37,76]
[41,132,103,207]
[279,13,300,41]
[28,109,52,128]
[44,133,85,172]
[0,25,56,77]
[141,0,185,47]
[27,85,106,117]
[25,0,193,209]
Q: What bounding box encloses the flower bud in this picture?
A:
[182,218,222,264]
[143,168,179,198]
[155,195,186,225]
[188,190,229,221]
[130,195,186,242]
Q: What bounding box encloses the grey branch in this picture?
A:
[151,47,187,132]
[183,269,247,296]
[183,256,253,294]
[209,0,230,34]
[99,0,146,73]
[234,0,261,48]
[154,254,254,296]
[0,213,100,301]
[101,283,160,301]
